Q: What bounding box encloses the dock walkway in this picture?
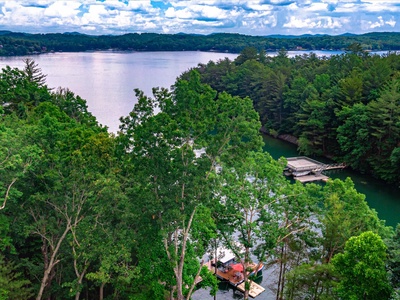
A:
[294,174,329,183]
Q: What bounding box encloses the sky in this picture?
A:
[0,0,399,36]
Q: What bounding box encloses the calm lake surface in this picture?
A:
[1,50,399,300]
[0,51,238,133]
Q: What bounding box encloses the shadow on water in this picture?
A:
[262,135,400,228]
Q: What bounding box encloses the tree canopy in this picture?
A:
[0,58,398,300]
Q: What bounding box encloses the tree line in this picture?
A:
[187,46,400,185]
[1,31,400,56]
[0,59,399,300]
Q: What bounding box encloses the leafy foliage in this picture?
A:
[332,231,393,300]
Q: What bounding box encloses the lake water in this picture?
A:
[0,51,241,133]
[0,50,389,133]
[1,50,399,300]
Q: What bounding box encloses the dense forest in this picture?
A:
[185,46,400,186]
[0,58,399,300]
[1,31,400,56]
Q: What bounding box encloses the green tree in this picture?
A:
[320,178,388,263]
[0,115,40,212]
[119,71,262,300]
[297,97,329,155]
[284,263,337,300]
[367,79,400,183]
[51,87,99,126]
[23,58,47,87]
[282,76,309,134]
[338,70,363,105]
[387,224,400,298]
[215,152,287,300]
[0,254,33,300]
[332,231,392,300]
[234,47,258,65]
[272,181,321,300]
[0,65,51,116]
[16,102,120,300]
[336,103,371,172]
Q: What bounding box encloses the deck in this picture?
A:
[215,267,244,286]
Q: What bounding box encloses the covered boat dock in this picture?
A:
[285,156,345,182]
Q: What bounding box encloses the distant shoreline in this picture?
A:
[1,31,400,57]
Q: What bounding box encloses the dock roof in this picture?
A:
[286,156,323,172]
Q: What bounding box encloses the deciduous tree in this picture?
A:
[332,231,392,300]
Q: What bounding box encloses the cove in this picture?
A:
[263,134,400,228]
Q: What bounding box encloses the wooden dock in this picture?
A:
[237,281,265,298]
[200,260,265,297]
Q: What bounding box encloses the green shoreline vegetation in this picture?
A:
[0,50,399,299]
[1,31,400,56]
[187,45,400,186]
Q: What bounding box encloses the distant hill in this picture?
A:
[266,34,329,39]
[63,32,87,36]
[0,31,399,56]
[338,33,357,37]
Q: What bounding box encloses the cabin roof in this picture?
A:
[217,247,236,264]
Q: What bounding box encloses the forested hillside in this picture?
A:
[187,46,400,185]
[0,59,399,300]
[1,31,400,56]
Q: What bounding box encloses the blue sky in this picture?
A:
[0,0,399,36]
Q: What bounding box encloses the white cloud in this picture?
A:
[386,16,396,27]
[304,2,329,12]
[246,4,274,11]
[370,16,384,28]
[44,1,81,18]
[284,16,343,29]
[368,15,397,29]
[0,2,44,26]
[0,0,397,35]
[166,4,229,20]
[334,3,358,13]
[165,7,192,19]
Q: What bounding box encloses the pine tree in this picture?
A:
[23,58,47,87]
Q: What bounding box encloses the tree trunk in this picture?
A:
[276,244,285,300]
[164,208,197,300]
[99,282,105,300]
[74,267,87,300]
[243,261,250,300]
[36,224,71,300]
